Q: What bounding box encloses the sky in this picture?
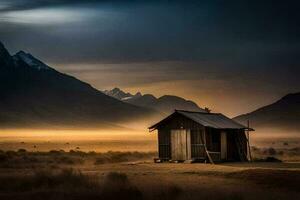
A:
[0,0,299,117]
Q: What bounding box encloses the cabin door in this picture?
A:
[171,129,191,161]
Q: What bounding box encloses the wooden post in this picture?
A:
[186,130,191,161]
[203,129,214,164]
[186,129,188,160]
[247,120,252,161]
[220,131,227,160]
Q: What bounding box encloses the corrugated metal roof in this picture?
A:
[149,110,248,130]
[177,110,247,129]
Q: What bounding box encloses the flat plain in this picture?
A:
[0,132,300,200]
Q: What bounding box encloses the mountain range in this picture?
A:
[103,88,206,114]
[0,42,158,129]
[234,92,300,133]
[0,41,299,133]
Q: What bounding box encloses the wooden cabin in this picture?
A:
[149,110,253,163]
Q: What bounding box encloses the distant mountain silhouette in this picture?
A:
[0,42,157,129]
[234,93,300,132]
[104,88,206,114]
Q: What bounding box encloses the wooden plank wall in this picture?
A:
[190,130,205,159]
[156,113,247,162]
[171,129,191,160]
[157,113,205,161]
[158,129,171,160]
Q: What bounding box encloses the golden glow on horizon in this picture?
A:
[56,63,283,118]
[0,129,155,142]
[0,128,298,153]
[0,129,157,152]
[122,80,276,117]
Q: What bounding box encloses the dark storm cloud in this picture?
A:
[1,0,299,64]
[0,0,112,12]
[1,0,299,79]
[0,0,299,115]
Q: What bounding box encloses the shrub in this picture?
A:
[102,172,142,200]
[32,168,91,189]
[55,156,84,165]
[265,148,276,155]
[253,156,282,162]
[251,146,259,151]
[18,149,27,153]
[69,150,86,157]
[105,172,129,184]
[49,150,64,155]
[0,153,8,163]
[94,151,155,165]
[0,168,94,192]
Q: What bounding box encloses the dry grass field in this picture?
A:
[0,149,299,200]
[0,131,300,200]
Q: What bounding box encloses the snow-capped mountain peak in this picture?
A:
[14,51,51,70]
[103,88,206,114]
[103,88,143,101]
